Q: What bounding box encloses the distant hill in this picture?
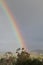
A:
[30,49,43,54]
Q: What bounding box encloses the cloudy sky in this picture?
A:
[0,0,43,52]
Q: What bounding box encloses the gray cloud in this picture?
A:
[0,0,43,51]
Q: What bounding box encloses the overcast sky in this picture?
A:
[0,0,43,52]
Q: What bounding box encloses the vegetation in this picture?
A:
[0,48,43,65]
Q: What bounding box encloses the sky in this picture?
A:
[0,0,43,52]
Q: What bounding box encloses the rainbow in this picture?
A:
[0,1,27,50]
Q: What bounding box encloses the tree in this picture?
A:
[16,48,30,65]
